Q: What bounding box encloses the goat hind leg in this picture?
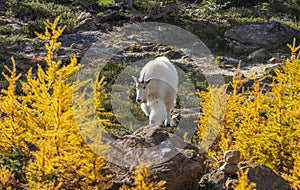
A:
[164,112,171,127]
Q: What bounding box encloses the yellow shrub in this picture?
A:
[0,57,27,152]
[197,39,300,187]
[234,168,256,190]
[0,165,16,189]
[95,77,121,135]
[120,164,166,190]
[196,64,253,160]
[283,152,300,190]
[0,17,112,189]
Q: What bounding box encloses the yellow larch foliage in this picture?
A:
[233,168,256,190]
[120,165,166,190]
[196,63,252,160]
[95,77,121,131]
[196,86,227,161]
[0,57,27,152]
[283,152,300,190]
[0,165,16,189]
[30,181,62,190]
[0,17,112,189]
[197,39,300,187]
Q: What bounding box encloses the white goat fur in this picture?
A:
[135,56,178,126]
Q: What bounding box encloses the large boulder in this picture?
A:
[245,163,291,190]
[225,21,299,51]
[105,125,207,190]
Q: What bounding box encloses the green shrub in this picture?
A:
[0,25,14,35]
[98,0,114,6]
[6,0,78,36]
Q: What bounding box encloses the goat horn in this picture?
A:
[141,72,146,83]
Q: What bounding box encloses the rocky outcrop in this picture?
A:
[199,150,290,190]
[105,125,207,190]
[225,21,299,51]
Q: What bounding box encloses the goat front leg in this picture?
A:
[148,100,167,126]
[141,103,150,116]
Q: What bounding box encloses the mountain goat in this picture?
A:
[132,57,178,126]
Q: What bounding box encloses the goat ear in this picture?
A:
[132,76,138,84]
[145,78,152,85]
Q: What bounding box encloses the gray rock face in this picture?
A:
[106,125,207,190]
[225,21,299,51]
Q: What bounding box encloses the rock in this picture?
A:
[218,56,239,65]
[247,48,270,61]
[75,11,97,31]
[70,43,78,49]
[225,21,299,51]
[220,163,239,175]
[224,150,240,164]
[245,164,291,190]
[131,125,170,146]
[105,125,207,190]
[199,170,228,190]
[163,50,185,59]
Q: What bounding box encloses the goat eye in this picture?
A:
[142,86,146,89]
